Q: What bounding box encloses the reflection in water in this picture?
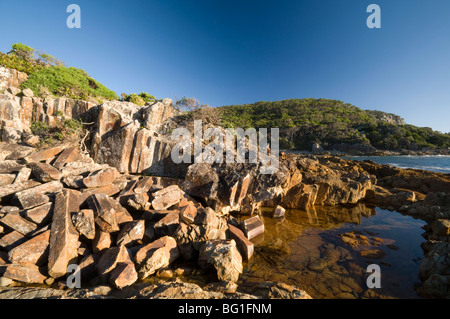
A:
[238,204,426,299]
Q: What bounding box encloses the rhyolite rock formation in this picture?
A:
[0,66,449,299]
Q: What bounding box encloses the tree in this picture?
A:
[10,43,35,62]
[175,96,200,112]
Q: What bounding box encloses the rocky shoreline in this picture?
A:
[0,66,449,299]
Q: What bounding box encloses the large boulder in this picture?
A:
[198,239,243,283]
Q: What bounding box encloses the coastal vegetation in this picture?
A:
[217,99,450,151]
[1,43,118,101]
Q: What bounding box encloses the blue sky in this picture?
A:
[1,0,449,133]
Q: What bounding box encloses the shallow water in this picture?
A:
[342,155,450,174]
[238,204,426,299]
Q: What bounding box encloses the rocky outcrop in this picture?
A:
[0,142,287,292]
[0,67,28,91]
[90,98,185,177]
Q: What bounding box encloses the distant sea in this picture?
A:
[342,155,450,174]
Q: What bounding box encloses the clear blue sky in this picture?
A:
[1,0,449,133]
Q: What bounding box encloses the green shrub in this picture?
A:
[21,66,118,100]
[0,52,45,74]
[122,92,156,106]
[139,92,156,103]
[30,118,84,149]
[125,93,145,106]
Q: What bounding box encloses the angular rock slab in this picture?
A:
[92,231,112,253]
[23,202,53,225]
[0,213,37,237]
[3,264,47,284]
[87,193,120,233]
[116,220,145,246]
[0,230,27,250]
[8,230,51,266]
[13,167,32,184]
[227,224,254,261]
[14,181,63,210]
[198,239,243,283]
[96,245,130,276]
[23,145,65,163]
[272,205,286,218]
[48,189,81,278]
[240,216,265,240]
[0,180,41,199]
[71,209,96,240]
[135,236,179,279]
[151,185,185,210]
[52,147,81,169]
[28,162,62,183]
[110,262,138,289]
[82,167,119,188]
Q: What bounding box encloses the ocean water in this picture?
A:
[342,155,450,174]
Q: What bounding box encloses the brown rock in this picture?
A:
[340,232,360,247]
[0,174,15,187]
[96,245,130,276]
[0,142,34,161]
[0,160,24,174]
[23,145,66,163]
[431,219,450,236]
[127,193,151,211]
[272,205,286,218]
[133,176,154,194]
[28,162,62,182]
[227,224,254,260]
[0,180,41,199]
[3,263,47,284]
[92,231,112,253]
[198,239,243,283]
[116,220,145,246]
[0,213,37,236]
[82,167,119,188]
[240,216,264,240]
[48,189,81,278]
[114,204,133,225]
[360,249,386,259]
[94,121,139,173]
[109,262,138,289]
[179,203,198,224]
[78,253,100,282]
[71,209,96,240]
[62,175,84,189]
[151,185,184,210]
[236,174,251,206]
[13,167,32,184]
[87,194,120,233]
[23,202,53,225]
[79,183,120,204]
[8,230,50,266]
[136,236,179,279]
[154,211,180,236]
[52,147,81,169]
[14,181,63,209]
[0,231,27,250]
